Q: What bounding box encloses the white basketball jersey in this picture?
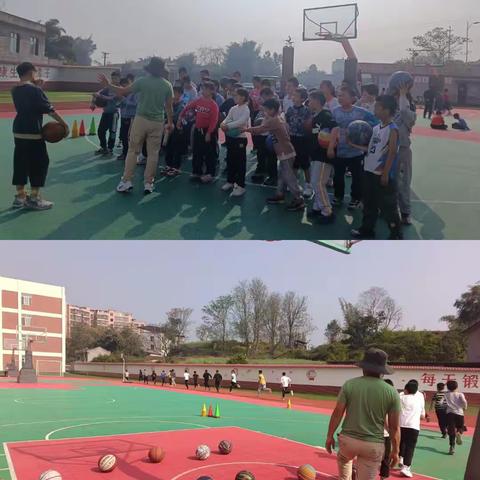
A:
[364,122,399,178]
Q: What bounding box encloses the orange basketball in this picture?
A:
[42,122,66,143]
[148,446,165,463]
[318,130,332,149]
[298,464,316,480]
[98,454,117,473]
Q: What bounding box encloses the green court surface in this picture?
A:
[0,379,470,480]
[0,111,479,240]
[0,91,91,104]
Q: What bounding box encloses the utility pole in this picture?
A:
[447,26,452,63]
[466,21,480,63]
[101,52,110,66]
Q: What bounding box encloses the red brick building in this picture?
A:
[0,275,66,375]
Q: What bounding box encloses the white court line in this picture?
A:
[2,443,16,480]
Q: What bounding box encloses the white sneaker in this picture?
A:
[116,180,133,193]
[400,466,413,478]
[144,182,154,195]
[231,185,246,197]
[303,183,313,198]
[222,182,234,192]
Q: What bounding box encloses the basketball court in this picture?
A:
[0,376,472,479]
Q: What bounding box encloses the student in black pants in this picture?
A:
[429,382,448,437]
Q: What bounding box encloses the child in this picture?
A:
[211,79,225,108]
[160,370,167,386]
[320,80,340,112]
[193,370,199,389]
[445,380,468,455]
[380,379,395,480]
[178,82,219,183]
[249,76,263,123]
[143,369,149,384]
[11,62,69,210]
[183,369,190,389]
[164,86,187,176]
[430,382,448,438]
[356,84,379,113]
[203,369,212,391]
[220,88,251,197]
[286,88,313,197]
[117,77,138,161]
[330,86,378,210]
[443,88,452,115]
[246,99,305,212]
[151,369,157,385]
[350,95,402,240]
[171,369,176,386]
[452,113,470,131]
[257,370,272,396]
[398,381,425,478]
[92,70,121,157]
[280,372,293,400]
[308,91,337,224]
[251,87,278,186]
[124,368,130,383]
[138,369,143,382]
[229,369,238,392]
[283,77,299,113]
[213,370,223,393]
[431,111,448,130]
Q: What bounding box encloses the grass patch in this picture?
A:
[0,91,92,104]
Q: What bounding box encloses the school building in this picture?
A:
[0,275,66,375]
[359,61,480,107]
[0,10,116,92]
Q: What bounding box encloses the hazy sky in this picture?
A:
[0,241,478,344]
[3,0,480,71]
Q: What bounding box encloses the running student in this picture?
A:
[160,370,167,386]
[286,87,313,198]
[351,95,402,240]
[220,88,251,197]
[214,370,223,393]
[308,90,337,224]
[429,382,447,438]
[445,380,468,455]
[11,62,69,210]
[230,369,238,392]
[183,369,190,389]
[193,370,199,389]
[152,369,157,385]
[280,372,293,399]
[257,370,272,396]
[164,86,187,176]
[203,369,212,391]
[246,98,305,212]
[92,70,121,157]
[178,82,219,184]
[331,86,378,210]
[171,369,176,386]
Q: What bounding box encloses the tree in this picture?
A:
[357,287,402,331]
[296,64,328,89]
[197,47,225,66]
[409,27,467,63]
[165,308,193,345]
[197,295,233,348]
[232,280,253,353]
[324,319,343,343]
[263,292,285,355]
[282,291,311,349]
[66,323,97,362]
[339,299,379,350]
[72,36,97,66]
[117,327,144,357]
[248,278,269,353]
[96,327,122,353]
[442,282,480,330]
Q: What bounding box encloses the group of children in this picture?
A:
[430,111,471,131]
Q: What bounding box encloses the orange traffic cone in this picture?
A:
[287,399,292,410]
[208,404,214,417]
[79,120,86,137]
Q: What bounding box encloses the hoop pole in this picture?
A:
[340,39,357,60]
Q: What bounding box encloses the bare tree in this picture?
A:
[263,292,285,355]
[166,308,193,345]
[248,278,269,353]
[282,291,311,349]
[357,287,402,331]
[197,295,233,349]
[197,46,225,65]
[231,281,253,354]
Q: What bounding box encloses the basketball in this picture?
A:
[42,122,67,143]
[235,471,255,480]
[148,446,165,463]
[388,71,414,93]
[98,454,117,473]
[347,120,373,147]
[297,464,317,480]
[195,444,211,460]
[39,471,62,480]
[218,439,232,454]
[318,130,332,149]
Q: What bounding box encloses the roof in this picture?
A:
[0,10,46,34]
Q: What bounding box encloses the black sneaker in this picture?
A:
[266,195,286,205]
[286,199,305,212]
[351,229,375,240]
[307,209,323,219]
[263,177,277,187]
[348,200,362,211]
[95,148,108,155]
[318,213,335,225]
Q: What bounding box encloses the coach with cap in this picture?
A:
[99,57,174,195]
[325,348,401,480]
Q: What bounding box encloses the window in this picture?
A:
[29,36,39,56]
[22,316,32,327]
[150,344,155,350]
[9,32,20,54]
[21,294,31,306]
[150,336,154,341]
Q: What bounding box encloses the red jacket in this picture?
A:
[180,97,219,134]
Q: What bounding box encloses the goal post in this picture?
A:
[35,359,63,376]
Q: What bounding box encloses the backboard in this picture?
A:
[303,4,359,42]
[3,326,47,351]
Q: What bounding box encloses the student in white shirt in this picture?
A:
[280,372,293,400]
[220,88,251,197]
[398,381,425,478]
[445,380,468,455]
[229,369,239,392]
[183,369,190,390]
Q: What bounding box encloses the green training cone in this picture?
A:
[88,117,97,136]
[214,404,220,418]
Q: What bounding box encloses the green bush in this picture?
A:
[227,354,248,364]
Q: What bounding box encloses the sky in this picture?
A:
[0,241,478,345]
[3,0,480,71]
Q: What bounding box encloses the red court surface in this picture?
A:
[5,427,437,480]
